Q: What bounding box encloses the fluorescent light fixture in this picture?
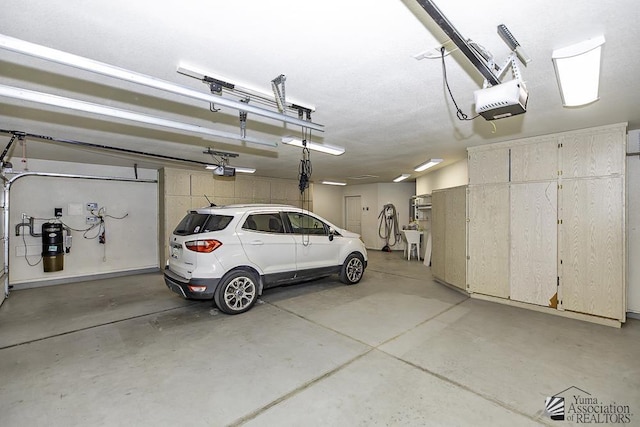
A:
[205,165,255,174]
[281,137,345,156]
[552,36,605,107]
[393,174,411,182]
[0,33,324,131]
[414,158,443,172]
[232,166,256,174]
[0,84,275,147]
[321,180,347,186]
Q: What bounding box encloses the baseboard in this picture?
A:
[470,293,623,328]
[433,277,469,296]
[627,311,640,320]
[10,267,161,290]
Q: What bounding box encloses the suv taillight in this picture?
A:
[185,239,222,253]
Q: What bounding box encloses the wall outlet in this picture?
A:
[86,202,98,211]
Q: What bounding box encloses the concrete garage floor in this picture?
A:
[0,251,638,426]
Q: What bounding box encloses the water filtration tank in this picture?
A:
[42,222,64,272]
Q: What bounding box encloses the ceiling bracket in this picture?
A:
[0,131,23,171]
[239,98,249,139]
[206,77,229,112]
[271,74,286,113]
[483,52,522,89]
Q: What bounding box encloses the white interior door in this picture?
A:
[345,196,361,235]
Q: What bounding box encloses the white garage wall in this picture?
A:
[416,158,468,194]
[377,183,415,227]
[343,182,414,250]
[312,184,344,228]
[343,184,378,249]
[8,158,158,287]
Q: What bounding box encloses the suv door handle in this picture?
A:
[250,240,264,245]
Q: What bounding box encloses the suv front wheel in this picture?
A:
[214,270,259,314]
[340,252,365,285]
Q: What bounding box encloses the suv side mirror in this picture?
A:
[328,228,335,241]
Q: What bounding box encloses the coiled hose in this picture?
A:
[378,203,402,251]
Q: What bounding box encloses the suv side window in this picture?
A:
[242,213,285,233]
[285,212,328,235]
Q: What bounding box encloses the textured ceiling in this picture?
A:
[1,0,639,183]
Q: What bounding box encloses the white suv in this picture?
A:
[164,204,368,314]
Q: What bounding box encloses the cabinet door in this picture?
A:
[560,177,624,320]
[561,132,624,178]
[431,191,446,281]
[468,184,510,298]
[444,186,467,289]
[510,140,558,182]
[510,182,558,306]
[468,148,510,185]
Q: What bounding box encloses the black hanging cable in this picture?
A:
[22,228,42,267]
[296,128,314,246]
[298,127,312,194]
[440,47,480,121]
[298,145,311,193]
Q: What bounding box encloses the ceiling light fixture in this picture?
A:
[0,33,324,131]
[232,166,256,174]
[393,174,411,182]
[414,158,443,172]
[281,137,345,156]
[552,36,605,107]
[321,180,347,186]
[0,84,276,147]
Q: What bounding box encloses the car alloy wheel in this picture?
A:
[215,270,258,314]
[340,253,364,285]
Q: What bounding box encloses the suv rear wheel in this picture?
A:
[340,252,365,285]
[214,270,258,314]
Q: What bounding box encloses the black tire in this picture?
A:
[340,252,365,285]
[214,270,258,314]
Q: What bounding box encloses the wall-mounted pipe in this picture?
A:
[15,216,42,237]
[2,171,157,298]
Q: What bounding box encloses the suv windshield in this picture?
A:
[173,213,233,236]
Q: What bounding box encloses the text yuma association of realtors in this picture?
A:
[567,395,632,424]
